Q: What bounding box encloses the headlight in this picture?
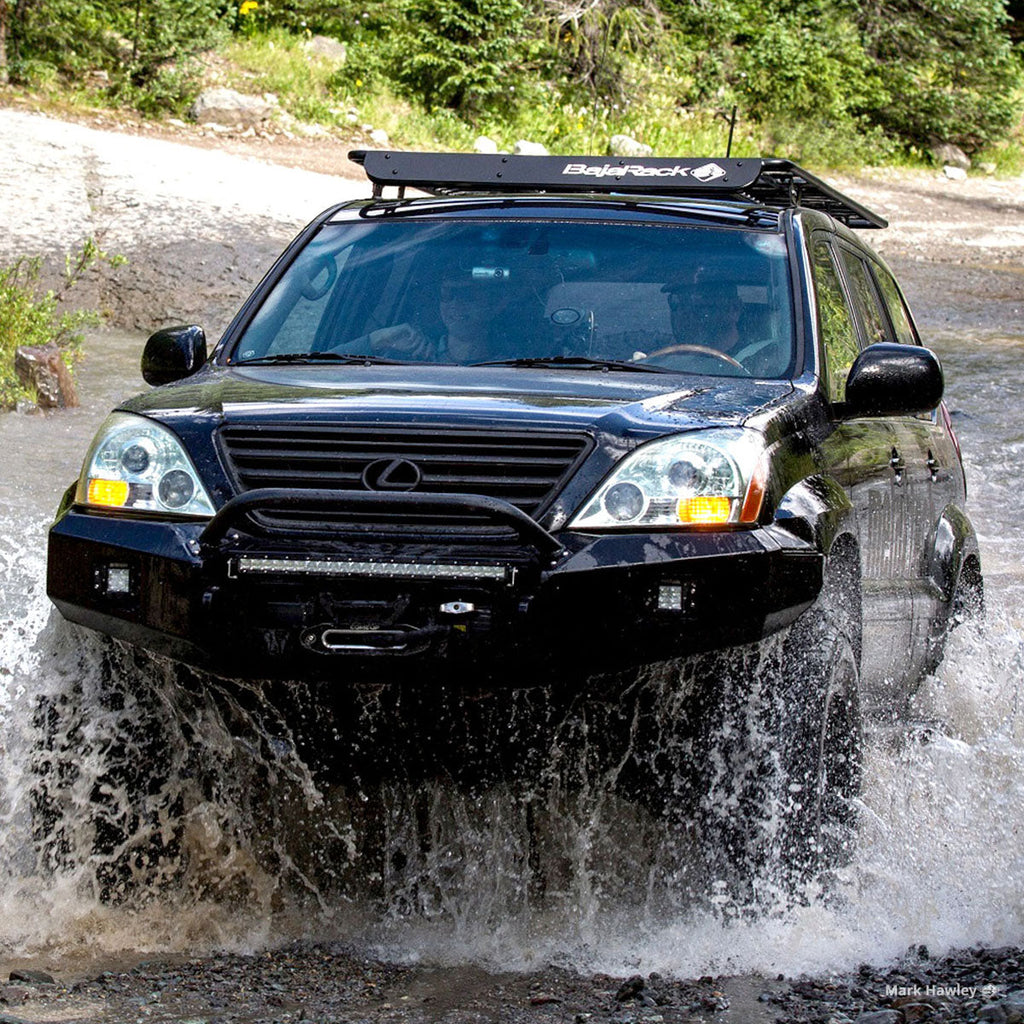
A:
[569,428,766,530]
[75,412,215,517]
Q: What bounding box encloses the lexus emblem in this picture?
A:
[362,457,422,491]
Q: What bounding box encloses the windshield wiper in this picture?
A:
[470,355,674,373]
[234,352,407,366]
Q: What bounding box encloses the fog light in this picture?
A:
[657,584,683,610]
[95,563,132,595]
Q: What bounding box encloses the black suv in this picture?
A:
[47,153,980,703]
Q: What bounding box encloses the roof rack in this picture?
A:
[348,151,887,229]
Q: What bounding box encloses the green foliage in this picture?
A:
[0,240,126,409]
[672,0,1023,156]
[852,0,1022,151]
[2,0,1022,160]
[539,0,667,103]
[4,0,228,114]
[383,0,534,115]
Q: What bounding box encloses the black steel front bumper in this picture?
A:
[47,487,823,681]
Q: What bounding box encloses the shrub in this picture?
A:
[0,240,125,410]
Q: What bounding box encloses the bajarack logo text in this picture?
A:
[884,983,1000,999]
[561,162,728,183]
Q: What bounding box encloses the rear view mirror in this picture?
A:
[842,342,943,418]
[142,325,208,386]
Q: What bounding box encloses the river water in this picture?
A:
[0,329,1021,978]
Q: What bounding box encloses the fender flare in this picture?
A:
[928,502,981,605]
[773,474,855,555]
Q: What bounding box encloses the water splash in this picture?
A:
[1,329,1022,976]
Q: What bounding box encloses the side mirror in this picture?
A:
[142,325,208,386]
[843,342,943,418]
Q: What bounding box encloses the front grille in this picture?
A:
[217,423,592,536]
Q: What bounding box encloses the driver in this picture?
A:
[665,279,745,356]
[622,273,778,374]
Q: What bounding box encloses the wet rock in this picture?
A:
[304,35,347,63]
[700,991,730,1012]
[529,992,562,1005]
[14,344,78,409]
[615,976,645,1001]
[981,992,1024,1024]
[513,140,549,156]
[608,134,652,158]
[897,1002,938,1021]
[9,969,54,985]
[189,88,275,127]
[979,1004,1010,1023]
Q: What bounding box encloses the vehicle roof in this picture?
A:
[349,151,887,230]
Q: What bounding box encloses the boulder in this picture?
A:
[303,35,347,63]
[943,165,968,181]
[369,127,390,147]
[14,345,78,409]
[609,133,652,158]
[930,139,971,170]
[188,88,275,128]
[513,140,549,156]
[474,136,498,155]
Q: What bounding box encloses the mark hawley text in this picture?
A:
[884,983,1000,999]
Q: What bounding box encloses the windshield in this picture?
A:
[231,219,796,378]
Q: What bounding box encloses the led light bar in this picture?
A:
[231,556,512,583]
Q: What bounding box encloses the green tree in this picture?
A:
[385,0,534,114]
[853,0,1021,151]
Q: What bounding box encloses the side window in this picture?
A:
[811,241,860,401]
[873,265,919,346]
[840,248,889,347]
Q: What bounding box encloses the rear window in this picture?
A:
[232,219,796,378]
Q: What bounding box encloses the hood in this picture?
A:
[121,363,794,436]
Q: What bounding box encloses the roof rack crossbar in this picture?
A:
[348,151,887,229]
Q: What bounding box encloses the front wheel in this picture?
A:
[689,555,863,906]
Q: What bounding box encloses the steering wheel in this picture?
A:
[637,343,747,372]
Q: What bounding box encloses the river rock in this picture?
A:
[303,35,347,63]
[189,88,275,128]
[14,345,78,409]
[615,976,645,1001]
[513,140,549,156]
[609,133,652,158]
